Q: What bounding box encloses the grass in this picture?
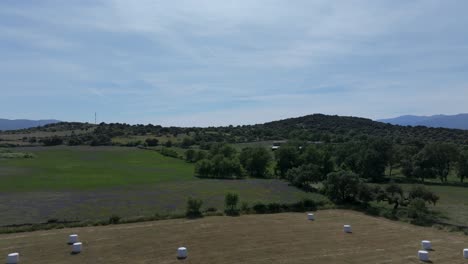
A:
[400,184,468,227]
[0,146,193,191]
[0,146,326,226]
[1,210,467,263]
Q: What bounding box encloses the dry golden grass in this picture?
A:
[1,210,468,264]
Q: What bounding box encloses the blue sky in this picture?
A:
[1,0,468,126]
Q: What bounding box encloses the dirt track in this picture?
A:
[1,210,468,263]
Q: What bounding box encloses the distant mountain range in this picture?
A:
[378,114,468,130]
[0,119,61,131]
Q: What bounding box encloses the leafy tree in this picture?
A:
[375,184,439,211]
[41,136,63,146]
[457,151,468,183]
[358,139,392,182]
[407,198,431,224]
[209,143,237,159]
[145,138,159,146]
[375,184,407,210]
[285,164,321,189]
[211,155,243,179]
[185,149,196,163]
[164,140,173,147]
[186,197,203,218]
[408,185,439,206]
[357,182,376,206]
[323,170,360,203]
[239,146,272,178]
[387,144,402,177]
[415,143,459,183]
[275,145,300,177]
[195,150,207,161]
[224,192,239,215]
[300,145,335,180]
[195,159,213,177]
[181,137,195,148]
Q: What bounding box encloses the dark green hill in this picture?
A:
[3,114,468,146]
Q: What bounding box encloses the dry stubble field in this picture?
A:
[1,210,468,264]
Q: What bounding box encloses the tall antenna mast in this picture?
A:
[95,112,97,125]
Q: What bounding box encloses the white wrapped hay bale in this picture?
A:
[72,242,82,254]
[421,240,432,250]
[463,249,468,259]
[343,225,352,233]
[69,234,79,244]
[6,253,19,264]
[418,250,429,261]
[307,213,315,221]
[177,247,188,259]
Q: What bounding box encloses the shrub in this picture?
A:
[160,147,179,158]
[253,203,267,214]
[204,207,217,213]
[145,138,159,146]
[108,215,121,224]
[240,202,250,213]
[186,197,203,218]
[225,193,239,216]
[407,198,433,225]
[267,203,282,213]
[41,136,63,146]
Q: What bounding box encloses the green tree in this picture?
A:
[181,137,195,148]
[239,146,272,178]
[301,145,335,180]
[186,197,203,218]
[164,140,173,147]
[209,143,237,159]
[185,149,196,163]
[358,139,392,182]
[275,146,300,177]
[224,192,239,215]
[285,164,321,189]
[457,151,468,183]
[387,144,402,177]
[415,143,459,183]
[195,159,213,177]
[41,136,63,146]
[408,185,439,206]
[145,138,159,146]
[211,155,244,179]
[375,184,407,210]
[323,170,360,203]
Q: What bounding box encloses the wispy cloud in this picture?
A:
[0,0,467,124]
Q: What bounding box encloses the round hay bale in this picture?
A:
[68,234,79,244]
[177,247,187,259]
[72,242,82,254]
[307,213,315,221]
[343,225,352,233]
[463,248,468,259]
[418,250,429,261]
[6,253,19,264]
[421,240,432,250]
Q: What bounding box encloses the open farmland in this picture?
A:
[0,146,325,225]
[1,210,468,263]
[402,184,468,227]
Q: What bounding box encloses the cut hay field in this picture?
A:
[0,146,325,225]
[1,210,468,264]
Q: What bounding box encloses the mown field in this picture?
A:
[1,210,468,264]
[0,146,325,225]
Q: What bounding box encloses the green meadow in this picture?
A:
[0,146,325,225]
[0,146,193,191]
